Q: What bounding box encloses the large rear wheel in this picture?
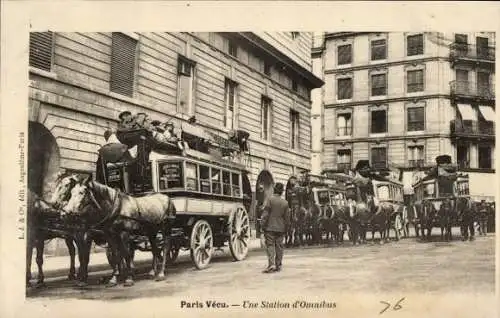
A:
[228,207,250,261]
[190,220,213,270]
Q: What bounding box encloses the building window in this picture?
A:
[261,96,272,140]
[337,149,351,171]
[457,144,470,169]
[407,34,424,56]
[336,113,352,136]
[264,60,271,76]
[224,78,237,129]
[408,146,424,168]
[177,56,196,115]
[477,72,491,97]
[228,40,238,57]
[371,39,387,60]
[110,32,138,97]
[371,110,387,134]
[478,145,492,169]
[476,36,489,59]
[456,69,469,94]
[290,109,300,149]
[337,77,353,100]
[455,34,468,44]
[29,32,54,72]
[407,69,424,92]
[454,34,469,55]
[337,44,352,65]
[407,107,425,131]
[371,147,387,169]
[371,73,387,96]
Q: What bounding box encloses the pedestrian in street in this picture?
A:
[260,182,290,273]
[478,200,489,236]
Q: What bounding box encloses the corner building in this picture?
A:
[311,32,495,201]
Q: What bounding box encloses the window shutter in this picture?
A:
[110,32,138,97]
[29,32,54,72]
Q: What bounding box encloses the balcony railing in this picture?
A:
[336,126,352,136]
[450,119,495,137]
[449,43,495,61]
[408,159,425,168]
[450,80,495,100]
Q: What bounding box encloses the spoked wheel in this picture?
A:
[190,220,213,270]
[228,207,250,261]
[394,214,402,241]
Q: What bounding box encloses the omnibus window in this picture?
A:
[424,183,435,198]
[231,173,241,196]
[438,179,453,196]
[199,165,210,193]
[159,161,183,190]
[212,169,222,194]
[185,162,198,191]
[222,171,231,195]
[317,190,330,205]
[377,185,390,201]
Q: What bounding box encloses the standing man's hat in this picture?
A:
[274,182,284,195]
[118,110,132,120]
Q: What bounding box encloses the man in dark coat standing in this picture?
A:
[260,182,290,273]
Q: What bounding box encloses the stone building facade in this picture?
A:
[311,32,495,200]
[28,32,323,254]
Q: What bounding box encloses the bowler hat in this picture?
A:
[118,111,132,120]
[274,182,284,195]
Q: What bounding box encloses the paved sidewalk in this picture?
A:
[31,237,264,279]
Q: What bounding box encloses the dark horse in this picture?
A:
[438,198,455,241]
[418,199,439,241]
[62,177,177,287]
[26,173,83,287]
[456,197,475,241]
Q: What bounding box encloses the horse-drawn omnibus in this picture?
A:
[98,122,253,270]
[411,155,470,241]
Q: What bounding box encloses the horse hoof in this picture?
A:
[68,274,77,281]
[155,275,166,282]
[75,281,88,288]
[148,270,155,277]
[35,281,46,289]
[106,278,118,288]
[124,279,134,287]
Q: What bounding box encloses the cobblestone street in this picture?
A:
[24,232,496,318]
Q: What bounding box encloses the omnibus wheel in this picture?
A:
[228,207,250,261]
[190,220,213,270]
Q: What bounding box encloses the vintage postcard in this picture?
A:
[0,1,498,318]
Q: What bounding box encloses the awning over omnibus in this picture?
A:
[478,105,496,122]
[457,104,476,121]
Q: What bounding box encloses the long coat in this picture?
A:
[261,195,290,233]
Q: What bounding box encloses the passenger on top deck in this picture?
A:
[118,111,137,130]
[134,112,153,131]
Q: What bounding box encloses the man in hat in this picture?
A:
[260,182,290,273]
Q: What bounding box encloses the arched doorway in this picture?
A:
[28,121,60,199]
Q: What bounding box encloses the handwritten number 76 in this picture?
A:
[379,297,405,314]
